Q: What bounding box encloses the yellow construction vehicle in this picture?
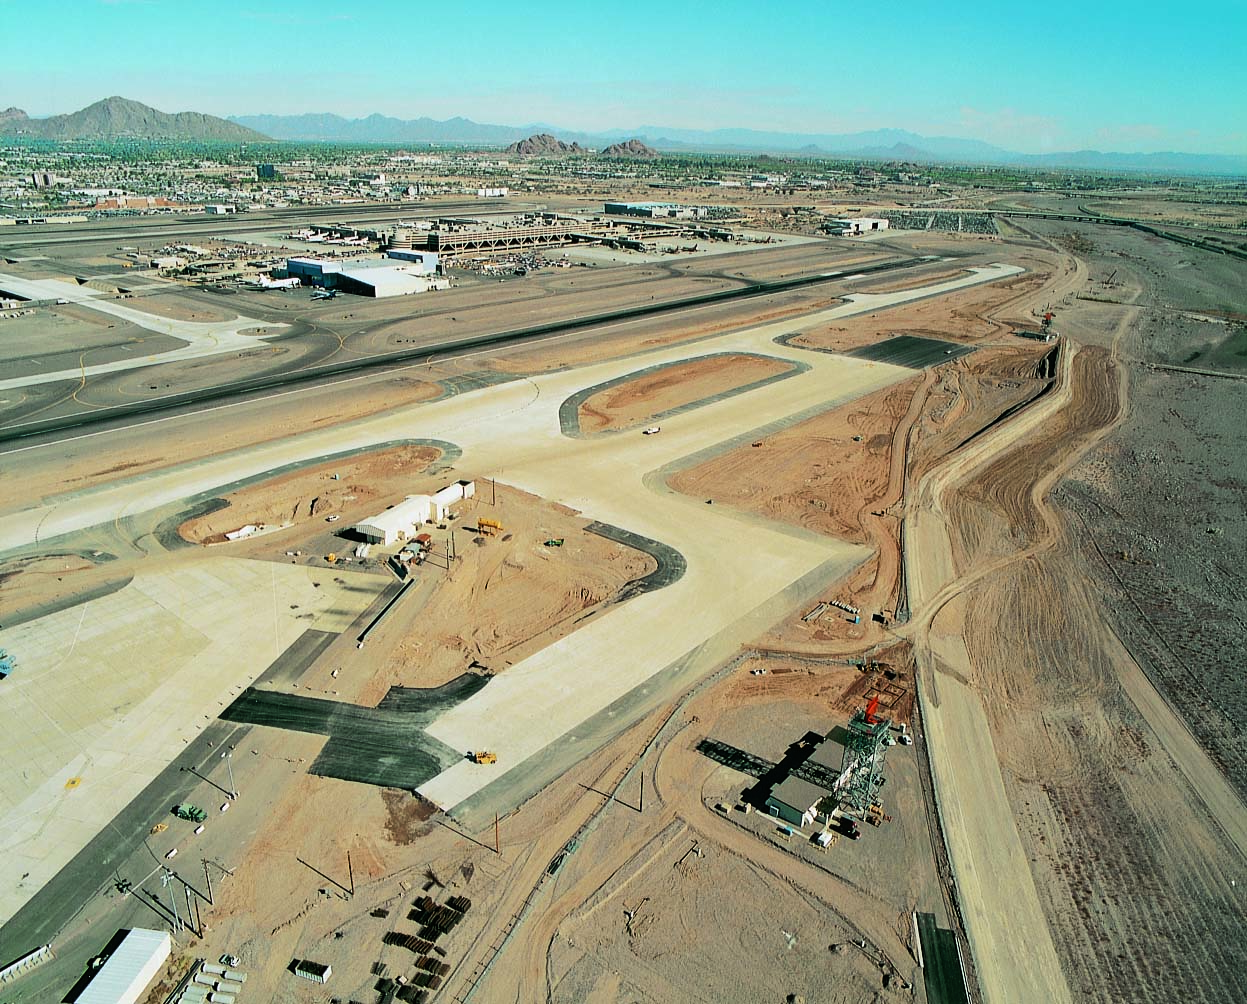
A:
[478,518,503,537]
[471,751,497,765]
[150,822,169,835]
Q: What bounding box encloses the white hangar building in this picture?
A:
[354,481,476,545]
[74,928,172,1004]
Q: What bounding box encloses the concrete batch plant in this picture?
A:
[354,480,476,545]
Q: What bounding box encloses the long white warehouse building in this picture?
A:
[354,481,476,545]
[74,928,171,1004]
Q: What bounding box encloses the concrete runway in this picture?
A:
[0,263,1022,914]
[0,272,282,392]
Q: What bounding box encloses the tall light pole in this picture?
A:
[221,751,237,799]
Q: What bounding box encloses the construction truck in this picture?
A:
[478,518,503,537]
[173,803,207,823]
[471,751,497,765]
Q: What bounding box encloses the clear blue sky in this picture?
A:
[3,0,1244,153]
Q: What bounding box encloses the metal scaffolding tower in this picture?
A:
[835,707,891,818]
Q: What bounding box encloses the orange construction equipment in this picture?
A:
[864,695,880,724]
[478,518,503,537]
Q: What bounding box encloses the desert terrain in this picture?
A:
[1,186,1244,1004]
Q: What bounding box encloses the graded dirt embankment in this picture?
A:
[577,353,792,433]
[179,444,442,544]
[908,343,1056,486]
[945,346,1118,566]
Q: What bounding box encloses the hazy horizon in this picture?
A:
[5,0,1245,155]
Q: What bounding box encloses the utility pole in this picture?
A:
[161,870,182,934]
[202,859,213,905]
[221,751,237,799]
[639,773,644,813]
[347,851,355,897]
[491,478,496,506]
[494,813,500,855]
[183,881,199,937]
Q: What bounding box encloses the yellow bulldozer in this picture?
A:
[471,751,498,765]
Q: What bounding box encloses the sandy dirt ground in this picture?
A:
[0,444,439,624]
[179,444,443,544]
[671,376,921,545]
[355,484,656,704]
[14,210,1245,1004]
[904,216,1247,1004]
[141,671,923,1004]
[106,293,236,324]
[669,375,921,661]
[792,260,1055,353]
[486,289,850,375]
[942,222,1247,1003]
[9,375,445,504]
[577,353,791,433]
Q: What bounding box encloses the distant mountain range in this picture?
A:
[232,112,1247,174]
[1,98,1241,175]
[1,97,268,142]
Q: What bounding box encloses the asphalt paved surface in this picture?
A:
[220,677,487,789]
[848,334,976,369]
[917,911,971,1004]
